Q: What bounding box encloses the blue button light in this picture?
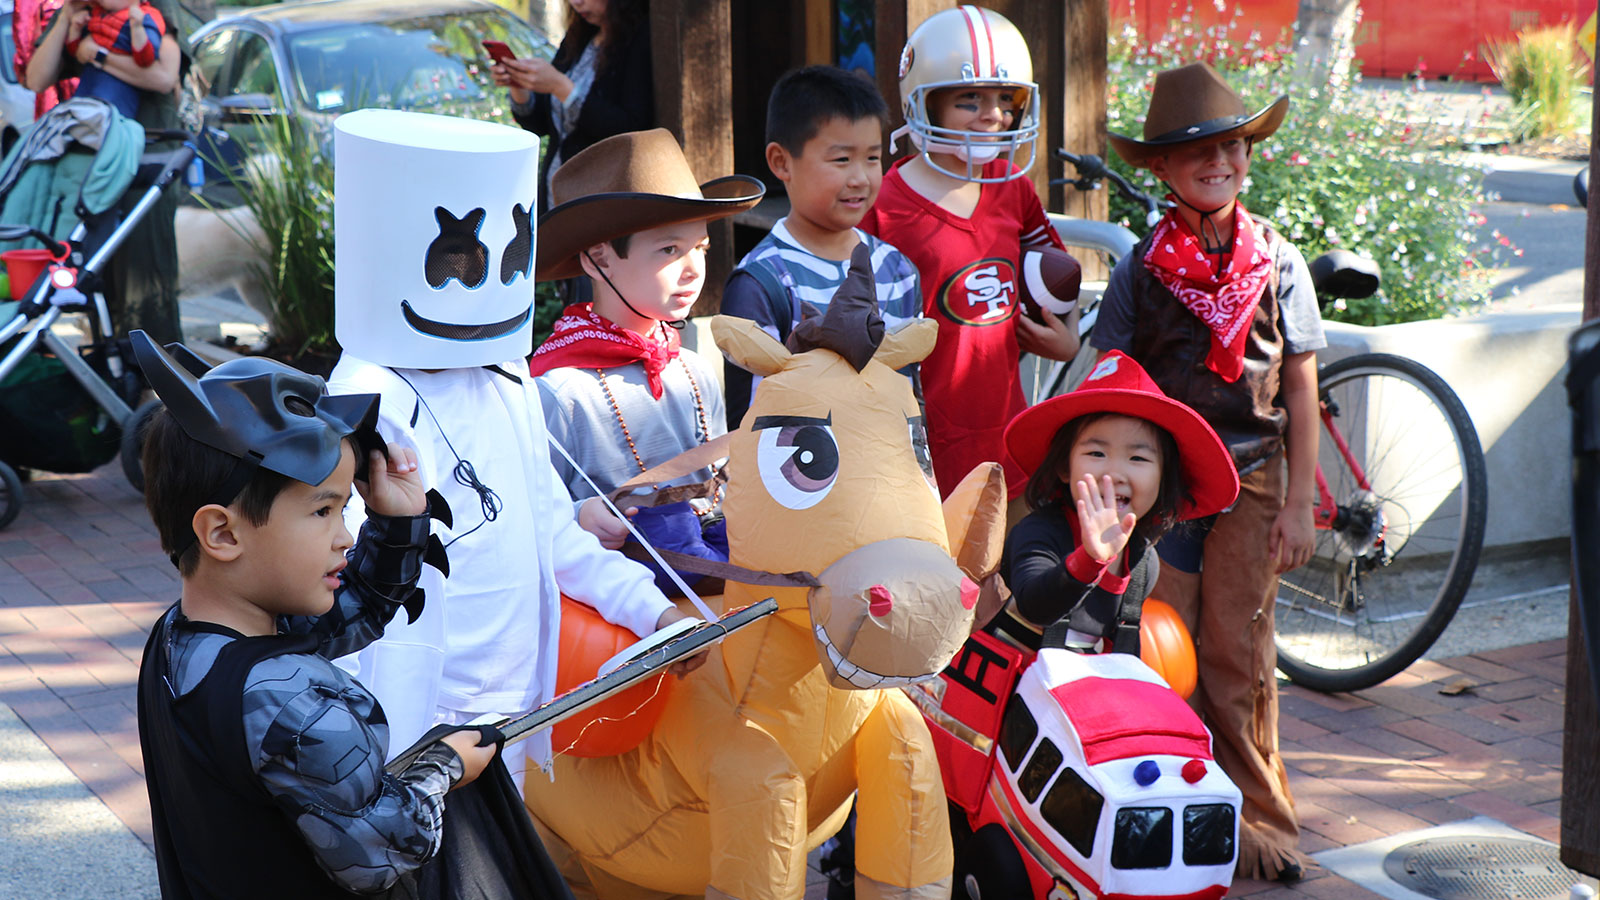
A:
[1134,760,1160,786]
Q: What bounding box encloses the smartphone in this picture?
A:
[482,40,517,64]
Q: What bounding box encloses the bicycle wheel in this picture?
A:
[1274,353,1487,692]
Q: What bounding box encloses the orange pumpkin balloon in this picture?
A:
[551,594,675,757]
[1140,598,1197,700]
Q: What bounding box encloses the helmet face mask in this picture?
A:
[903,79,1040,182]
[896,5,1039,184]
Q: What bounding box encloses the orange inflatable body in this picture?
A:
[551,594,674,757]
[1140,597,1197,700]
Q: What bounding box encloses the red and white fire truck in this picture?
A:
[910,634,1242,900]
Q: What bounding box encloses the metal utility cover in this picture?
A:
[1382,836,1579,900]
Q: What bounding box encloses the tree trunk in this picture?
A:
[1292,0,1361,86]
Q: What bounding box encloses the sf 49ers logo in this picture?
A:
[936,257,1016,326]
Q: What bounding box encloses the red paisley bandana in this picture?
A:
[1143,205,1273,383]
[528,303,681,398]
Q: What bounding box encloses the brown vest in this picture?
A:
[1126,221,1286,474]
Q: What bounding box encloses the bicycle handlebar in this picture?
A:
[1052,149,1169,226]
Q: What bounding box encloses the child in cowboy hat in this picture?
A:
[995,349,1238,654]
[529,128,765,591]
[1093,61,1326,882]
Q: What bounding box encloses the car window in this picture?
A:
[1182,803,1236,867]
[286,9,550,115]
[998,699,1038,773]
[1039,766,1102,858]
[190,30,236,96]
[230,33,280,98]
[1016,736,1061,805]
[1111,807,1173,870]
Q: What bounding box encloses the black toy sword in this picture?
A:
[386,598,777,774]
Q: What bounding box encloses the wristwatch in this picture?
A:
[93,48,108,69]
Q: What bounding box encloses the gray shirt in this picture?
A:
[537,350,727,511]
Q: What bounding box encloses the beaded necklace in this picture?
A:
[594,356,722,513]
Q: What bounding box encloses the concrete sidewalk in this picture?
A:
[0,461,1593,898]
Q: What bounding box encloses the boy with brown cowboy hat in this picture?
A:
[529,128,764,591]
[1092,61,1326,883]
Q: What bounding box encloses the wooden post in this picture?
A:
[652,0,734,316]
[874,0,956,160]
[1562,10,1600,875]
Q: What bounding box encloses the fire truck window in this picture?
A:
[1039,766,1103,858]
[1018,737,1062,803]
[1111,807,1173,870]
[998,699,1038,772]
[1182,803,1236,867]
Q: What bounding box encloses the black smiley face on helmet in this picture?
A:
[400,203,536,342]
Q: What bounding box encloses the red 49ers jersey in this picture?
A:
[861,157,1064,499]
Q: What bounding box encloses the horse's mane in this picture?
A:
[784,243,885,372]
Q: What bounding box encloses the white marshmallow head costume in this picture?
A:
[335,109,539,369]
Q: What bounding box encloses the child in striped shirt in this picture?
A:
[721,65,921,428]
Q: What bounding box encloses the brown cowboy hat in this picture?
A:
[1108,62,1289,169]
[536,128,765,280]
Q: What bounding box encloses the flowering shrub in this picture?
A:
[1104,3,1504,326]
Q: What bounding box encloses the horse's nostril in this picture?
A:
[868,585,893,617]
[959,577,979,610]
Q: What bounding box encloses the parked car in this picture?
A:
[0,0,38,155]
[185,0,552,199]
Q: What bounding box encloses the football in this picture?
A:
[1018,246,1082,323]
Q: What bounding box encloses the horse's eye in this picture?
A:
[757,423,839,510]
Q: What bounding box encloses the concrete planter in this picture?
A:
[1321,302,1581,551]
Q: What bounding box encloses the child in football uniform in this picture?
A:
[860,5,1080,519]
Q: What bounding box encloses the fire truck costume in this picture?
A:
[325,110,675,786]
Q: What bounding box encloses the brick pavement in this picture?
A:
[0,464,1576,898]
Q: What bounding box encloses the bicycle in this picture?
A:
[1045,149,1489,693]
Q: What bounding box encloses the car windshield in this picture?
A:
[286,11,543,115]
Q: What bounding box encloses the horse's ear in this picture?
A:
[712,315,791,377]
[874,319,938,370]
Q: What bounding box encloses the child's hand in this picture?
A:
[656,607,710,678]
[1015,307,1081,362]
[1075,474,1136,565]
[1269,501,1315,573]
[578,497,637,550]
[440,729,496,789]
[127,1,144,20]
[355,443,426,518]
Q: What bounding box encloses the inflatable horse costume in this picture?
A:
[526,246,1009,900]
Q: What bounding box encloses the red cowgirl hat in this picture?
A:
[1004,351,1239,519]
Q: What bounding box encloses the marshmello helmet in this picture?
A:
[895,5,1039,183]
[334,109,539,369]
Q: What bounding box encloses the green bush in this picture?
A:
[220,113,337,357]
[1485,24,1590,141]
[1105,7,1504,326]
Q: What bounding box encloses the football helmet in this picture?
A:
[895,5,1039,183]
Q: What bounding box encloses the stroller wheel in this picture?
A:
[121,400,164,494]
[0,460,22,530]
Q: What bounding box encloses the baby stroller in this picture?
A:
[0,97,195,529]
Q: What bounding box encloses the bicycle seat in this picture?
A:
[1308,250,1380,302]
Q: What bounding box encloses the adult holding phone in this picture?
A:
[489,0,654,216]
[25,0,188,345]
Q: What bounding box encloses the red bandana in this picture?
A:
[528,304,681,398]
[1143,204,1273,383]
